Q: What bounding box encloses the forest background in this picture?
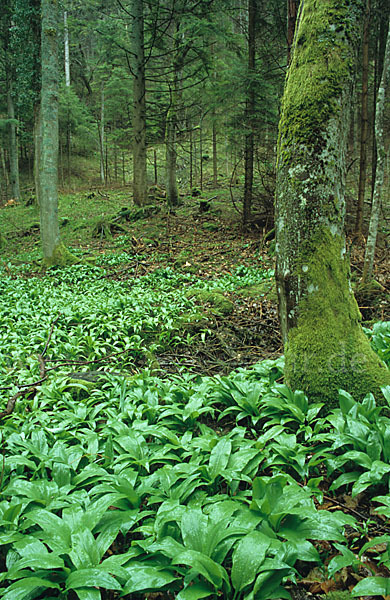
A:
[0,1,390,600]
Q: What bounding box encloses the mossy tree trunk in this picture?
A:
[275,0,390,405]
[131,0,147,206]
[39,0,77,267]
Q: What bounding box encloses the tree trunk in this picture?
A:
[165,104,179,206]
[40,0,60,262]
[7,77,20,201]
[355,0,370,234]
[0,147,9,199]
[64,10,70,86]
[275,0,390,405]
[189,127,193,190]
[243,0,256,229]
[287,0,299,65]
[153,149,158,185]
[39,0,76,266]
[34,103,42,204]
[165,18,182,207]
[371,4,390,203]
[362,20,390,283]
[99,86,105,185]
[212,120,217,187]
[131,0,147,206]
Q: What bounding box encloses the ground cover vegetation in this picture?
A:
[0,199,389,599]
[1,0,390,598]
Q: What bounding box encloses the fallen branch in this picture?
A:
[0,313,60,418]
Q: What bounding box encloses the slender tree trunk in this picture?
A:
[243,0,256,229]
[275,0,390,405]
[131,0,147,205]
[64,10,71,182]
[99,86,105,184]
[212,120,218,187]
[7,77,20,201]
[64,10,70,86]
[355,0,370,234]
[0,147,9,197]
[166,103,179,206]
[34,104,42,204]
[362,21,390,283]
[371,6,389,202]
[39,0,76,266]
[153,149,158,185]
[189,127,193,190]
[40,0,60,261]
[199,117,203,192]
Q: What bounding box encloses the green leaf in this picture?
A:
[231,531,269,592]
[66,568,121,591]
[70,528,100,569]
[121,565,178,594]
[176,582,215,599]
[172,549,229,590]
[8,554,65,574]
[76,589,101,600]
[208,438,232,481]
[1,577,60,600]
[352,576,390,596]
[252,566,292,599]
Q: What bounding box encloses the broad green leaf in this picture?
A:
[70,528,100,569]
[121,564,178,594]
[208,438,232,481]
[1,577,60,600]
[26,509,71,552]
[252,565,292,599]
[176,582,215,599]
[352,576,390,597]
[8,554,65,574]
[231,531,269,592]
[76,588,101,600]
[181,508,208,553]
[172,549,229,590]
[66,568,121,590]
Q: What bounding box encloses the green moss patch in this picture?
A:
[236,280,277,302]
[185,288,234,316]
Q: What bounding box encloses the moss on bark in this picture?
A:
[284,229,390,406]
[42,242,79,268]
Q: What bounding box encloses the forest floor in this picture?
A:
[1,184,389,374]
[0,186,390,600]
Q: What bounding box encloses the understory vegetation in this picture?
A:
[0,192,390,600]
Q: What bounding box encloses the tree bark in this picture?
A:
[131,0,147,206]
[212,120,218,187]
[355,0,370,234]
[166,103,179,205]
[287,0,299,65]
[362,20,390,283]
[40,0,60,260]
[39,0,76,266]
[243,0,256,229]
[275,0,390,405]
[99,86,105,185]
[7,76,20,201]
